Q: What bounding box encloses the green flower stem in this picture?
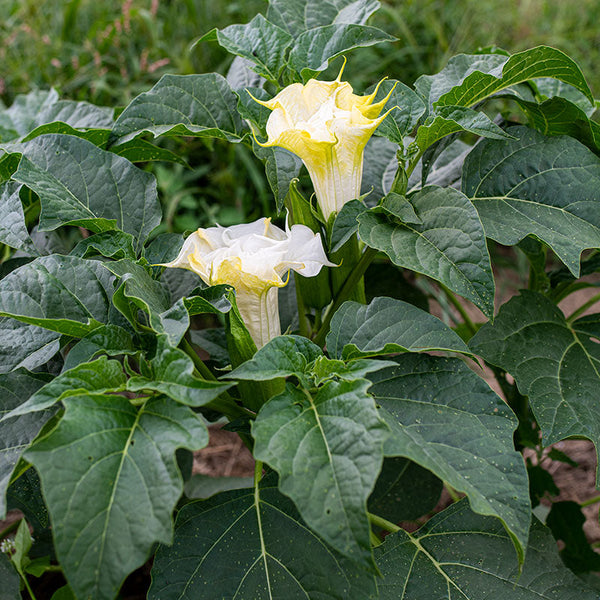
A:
[254,460,263,485]
[581,494,600,508]
[20,574,37,600]
[567,292,600,323]
[367,511,401,534]
[370,529,382,548]
[313,246,378,347]
[439,284,478,336]
[179,337,255,420]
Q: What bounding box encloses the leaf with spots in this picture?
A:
[375,499,599,599]
[470,290,600,481]
[369,354,531,564]
[252,379,389,568]
[149,478,377,599]
[358,185,495,317]
[25,394,209,600]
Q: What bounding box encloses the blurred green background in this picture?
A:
[2,0,599,232]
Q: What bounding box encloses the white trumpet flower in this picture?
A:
[162,218,334,348]
[252,66,395,219]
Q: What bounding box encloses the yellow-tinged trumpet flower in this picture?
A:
[252,66,395,219]
[161,218,334,348]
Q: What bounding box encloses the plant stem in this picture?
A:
[369,529,382,547]
[439,284,478,336]
[179,337,255,420]
[367,512,401,534]
[567,292,600,323]
[581,494,600,508]
[444,483,461,502]
[254,460,263,486]
[314,246,378,347]
[21,574,37,600]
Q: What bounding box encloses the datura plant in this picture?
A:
[2,1,600,599]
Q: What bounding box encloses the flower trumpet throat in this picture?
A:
[161,218,334,348]
[252,67,396,219]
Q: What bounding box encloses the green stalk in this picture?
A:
[0,520,19,540]
[367,512,401,534]
[581,494,600,508]
[439,284,478,336]
[566,292,600,323]
[313,246,378,347]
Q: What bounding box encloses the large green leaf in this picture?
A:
[252,379,388,567]
[0,552,20,600]
[470,291,600,475]
[267,0,380,37]
[375,499,599,599]
[0,317,60,374]
[0,255,115,337]
[0,370,51,517]
[127,335,230,406]
[369,354,531,563]
[0,181,37,254]
[0,89,59,140]
[289,24,396,76]
[416,46,593,109]
[415,105,514,152]
[368,79,426,145]
[462,126,600,276]
[203,14,293,82]
[149,478,377,599]
[11,134,160,253]
[0,356,126,421]
[111,74,246,144]
[361,136,397,201]
[327,296,470,359]
[358,186,495,317]
[25,394,209,600]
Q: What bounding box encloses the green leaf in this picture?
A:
[369,354,531,563]
[0,255,115,337]
[368,79,426,144]
[252,143,302,211]
[0,317,60,374]
[0,356,126,421]
[330,199,369,252]
[25,394,209,600]
[289,24,396,77]
[546,501,600,573]
[379,193,422,223]
[204,14,293,82]
[358,186,495,317]
[149,478,377,599]
[267,0,380,37]
[470,291,600,476]
[62,324,136,371]
[463,126,600,276]
[110,137,188,165]
[368,457,442,524]
[252,379,389,567]
[0,370,51,517]
[0,89,59,140]
[11,518,33,575]
[310,355,396,384]
[127,335,230,406]
[416,46,593,109]
[415,105,514,152]
[512,95,600,155]
[183,474,254,499]
[71,231,137,260]
[111,74,247,144]
[227,334,323,385]
[0,552,20,600]
[327,296,470,359]
[12,134,161,254]
[227,56,267,91]
[361,136,397,201]
[535,77,596,116]
[375,499,599,599]
[0,182,37,254]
